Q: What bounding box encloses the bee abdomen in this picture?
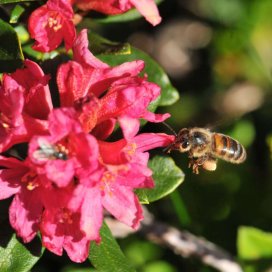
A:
[211,133,246,163]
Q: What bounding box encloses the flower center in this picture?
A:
[58,208,73,224]
[124,142,137,159]
[100,171,116,194]
[0,112,12,130]
[45,13,62,32]
[21,171,39,191]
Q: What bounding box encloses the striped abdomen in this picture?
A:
[211,133,246,163]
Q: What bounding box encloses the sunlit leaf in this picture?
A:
[14,25,30,44]
[238,226,272,260]
[10,5,25,23]
[0,0,35,3]
[136,156,185,203]
[89,223,135,272]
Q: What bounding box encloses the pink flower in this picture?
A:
[0,155,97,262]
[73,0,161,26]
[0,60,52,152]
[41,207,92,262]
[28,0,76,52]
[76,131,174,233]
[29,108,100,188]
[57,30,170,138]
[0,156,46,243]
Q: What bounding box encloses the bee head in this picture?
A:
[176,128,191,152]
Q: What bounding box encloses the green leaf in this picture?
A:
[93,0,163,24]
[98,47,179,107]
[0,0,35,4]
[10,5,25,23]
[238,226,272,260]
[136,156,185,203]
[89,223,136,272]
[0,199,43,272]
[88,31,131,55]
[0,19,24,72]
[14,25,30,45]
[23,44,60,61]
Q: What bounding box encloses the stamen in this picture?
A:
[22,171,39,191]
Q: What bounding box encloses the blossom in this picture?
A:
[57,29,170,138]
[29,108,100,187]
[0,60,52,152]
[73,0,161,26]
[0,155,98,262]
[0,156,46,243]
[76,129,175,234]
[28,0,76,52]
[0,26,174,263]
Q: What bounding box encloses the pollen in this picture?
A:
[126,143,137,156]
[59,208,73,224]
[100,171,116,194]
[47,15,62,32]
[0,112,11,130]
[22,171,39,190]
[101,171,115,183]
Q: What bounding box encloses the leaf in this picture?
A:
[0,0,35,4]
[14,25,30,45]
[10,5,25,24]
[93,0,163,24]
[0,19,24,72]
[98,47,179,107]
[89,222,136,272]
[88,31,131,55]
[237,226,272,260]
[0,200,43,272]
[23,44,59,61]
[136,156,185,203]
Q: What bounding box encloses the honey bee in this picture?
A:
[33,138,68,161]
[166,127,246,174]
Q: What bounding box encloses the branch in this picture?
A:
[106,208,243,272]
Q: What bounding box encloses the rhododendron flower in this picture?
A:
[76,129,175,233]
[57,30,170,138]
[28,0,76,52]
[29,108,100,187]
[73,0,161,26]
[0,155,99,262]
[0,156,47,243]
[0,60,52,152]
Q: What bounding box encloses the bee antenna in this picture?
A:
[162,122,177,136]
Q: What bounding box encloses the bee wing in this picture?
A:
[32,149,52,161]
[37,138,54,151]
[32,138,55,161]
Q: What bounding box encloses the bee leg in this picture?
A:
[188,155,209,174]
[163,144,173,153]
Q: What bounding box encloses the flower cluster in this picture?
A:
[28,0,161,52]
[0,29,173,262]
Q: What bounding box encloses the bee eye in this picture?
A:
[182,140,190,149]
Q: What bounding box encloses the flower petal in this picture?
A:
[73,29,109,69]
[102,185,143,229]
[9,189,43,242]
[130,0,161,26]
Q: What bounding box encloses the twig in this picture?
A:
[106,208,243,272]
